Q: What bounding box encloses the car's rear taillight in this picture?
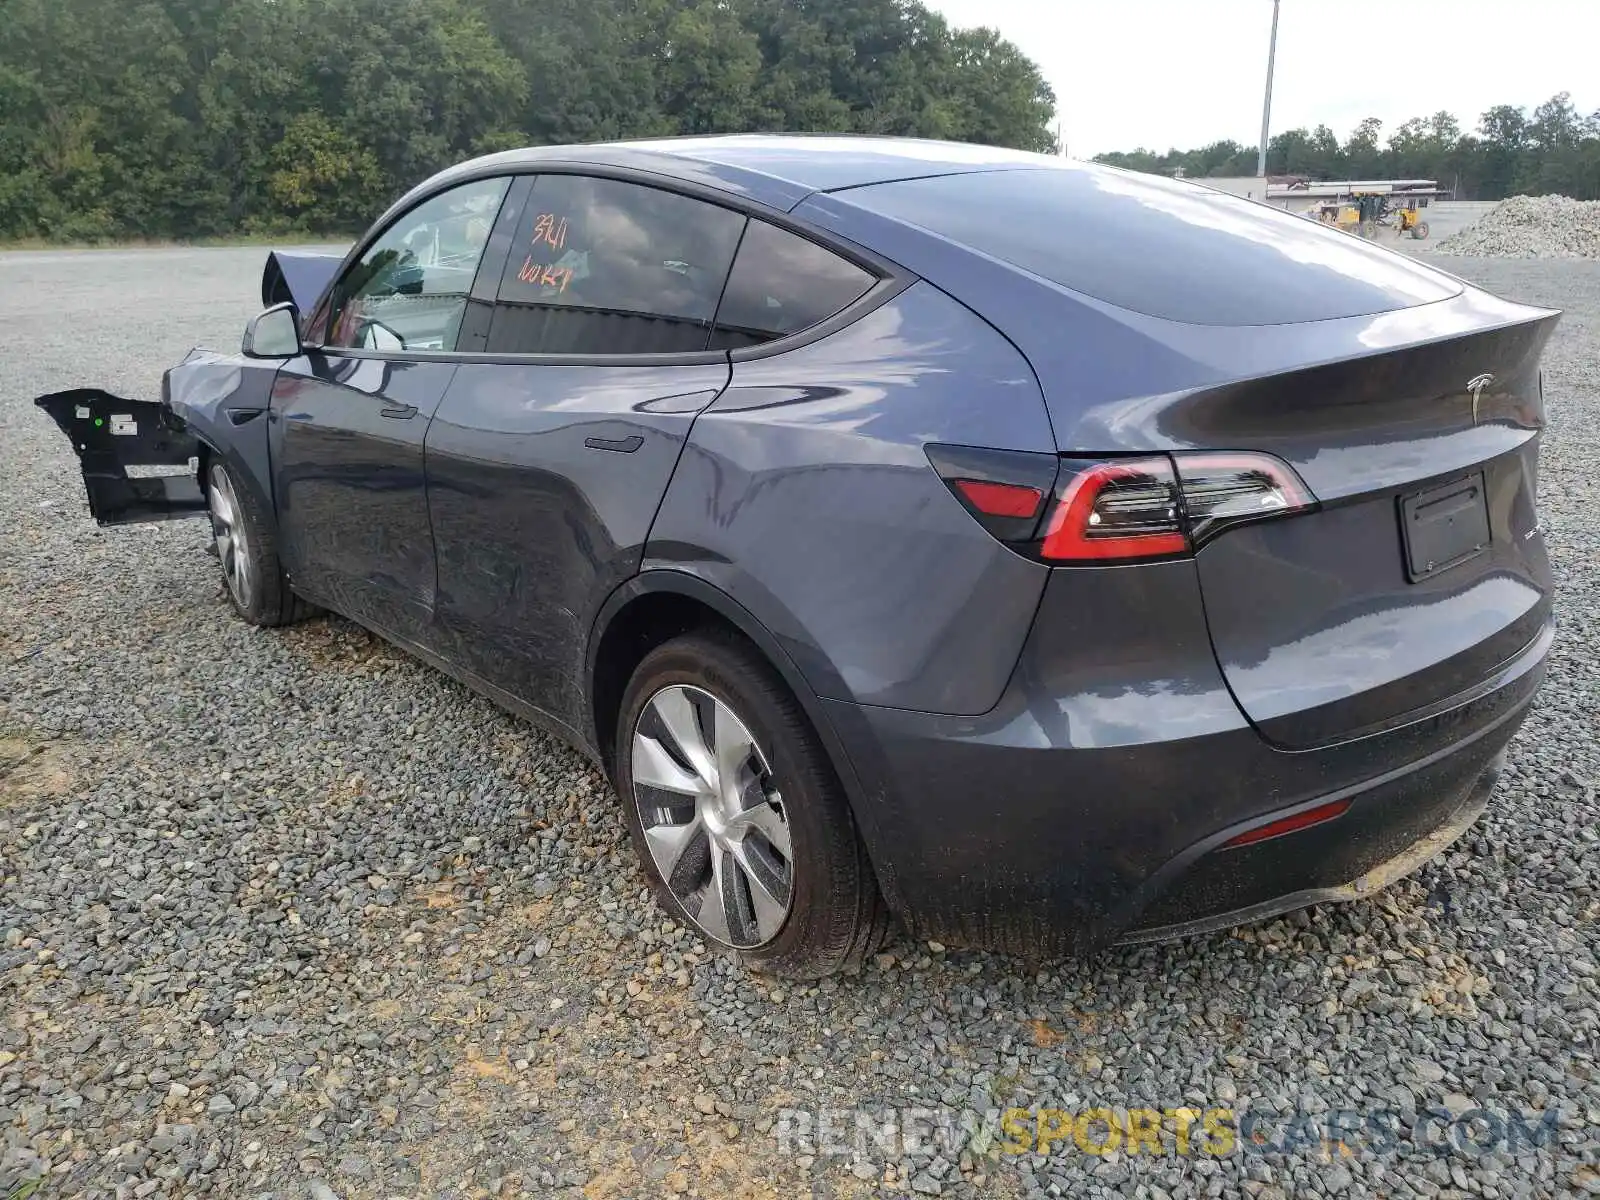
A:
[1040,458,1187,561]
[928,445,1316,564]
[1173,452,1316,547]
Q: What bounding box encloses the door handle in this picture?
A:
[584,434,644,454]
[380,403,419,420]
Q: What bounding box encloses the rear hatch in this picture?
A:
[1181,316,1556,748]
[811,164,1559,750]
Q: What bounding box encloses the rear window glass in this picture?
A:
[488,174,744,355]
[847,167,1461,326]
[709,221,875,350]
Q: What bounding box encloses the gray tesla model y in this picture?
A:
[41,136,1558,976]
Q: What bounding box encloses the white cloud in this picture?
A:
[929,0,1599,158]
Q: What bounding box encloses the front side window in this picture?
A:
[324,176,511,352]
[487,175,745,356]
[709,220,876,350]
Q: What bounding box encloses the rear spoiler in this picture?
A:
[261,250,342,313]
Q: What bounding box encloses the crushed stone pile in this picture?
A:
[1436,193,1600,259]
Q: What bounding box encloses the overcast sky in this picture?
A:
[929,0,1599,158]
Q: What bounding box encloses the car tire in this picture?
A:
[614,630,890,979]
[206,459,316,628]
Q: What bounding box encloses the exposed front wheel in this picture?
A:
[207,460,315,627]
[614,631,889,978]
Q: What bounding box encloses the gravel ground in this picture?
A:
[2,246,1598,1200]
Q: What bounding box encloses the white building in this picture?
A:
[1192,176,1447,215]
[1193,176,1272,202]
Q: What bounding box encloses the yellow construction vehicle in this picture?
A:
[1316,201,1360,231]
[1392,197,1430,239]
[1317,195,1384,238]
[1300,184,1446,238]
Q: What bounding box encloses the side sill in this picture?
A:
[296,597,603,768]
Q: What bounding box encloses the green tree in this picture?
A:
[1343,116,1385,177]
[0,0,1058,242]
[301,0,526,198]
[1476,104,1529,199]
[934,26,1056,152]
[466,0,670,144]
[264,112,384,231]
[650,0,763,135]
[1093,96,1600,204]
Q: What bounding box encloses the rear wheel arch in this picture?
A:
[588,574,820,766]
[585,571,904,914]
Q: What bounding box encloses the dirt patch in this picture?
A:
[0,732,73,807]
[281,617,406,672]
[1027,1018,1063,1049]
[579,1126,791,1200]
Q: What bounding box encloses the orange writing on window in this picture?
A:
[532,212,568,250]
[517,255,574,293]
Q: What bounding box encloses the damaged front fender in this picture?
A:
[40,247,310,530]
[38,345,284,529]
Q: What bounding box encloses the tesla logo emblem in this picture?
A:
[1466,373,1495,425]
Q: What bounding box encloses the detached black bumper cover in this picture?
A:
[37,389,205,525]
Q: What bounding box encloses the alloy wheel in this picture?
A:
[630,684,794,948]
[208,465,252,608]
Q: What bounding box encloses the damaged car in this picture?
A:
[40,136,1559,976]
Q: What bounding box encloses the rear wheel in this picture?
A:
[614,631,889,978]
[207,460,315,627]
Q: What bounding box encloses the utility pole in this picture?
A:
[1257,0,1281,177]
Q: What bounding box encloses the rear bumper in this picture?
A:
[1119,743,1502,945]
[823,570,1551,958]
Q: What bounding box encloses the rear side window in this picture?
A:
[487,175,745,355]
[846,167,1461,326]
[710,221,875,350]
